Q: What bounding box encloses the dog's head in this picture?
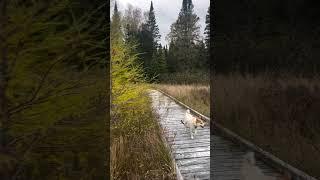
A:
[196,118,205,128]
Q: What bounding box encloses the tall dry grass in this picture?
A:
[154,84,210,117]
[111,93,176,180]
[213,73,320,178]
[111,127,175,180]
[158,72,209,85]
[111,35,175,179]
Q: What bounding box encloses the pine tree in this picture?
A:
[204,6,210,71]
[147,1,161,49]
[168,0,200,72]
[166,41,177,73]
[156,45,167,74]
[164,46,169,70]
[163,45,168,63]
[138,1,161,79]
[111,1,122,42]
[204,6,210,49]
[196,40,208,70]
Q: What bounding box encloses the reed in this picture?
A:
[213,73,320,178]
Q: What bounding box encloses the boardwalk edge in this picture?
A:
[154,88,318,180]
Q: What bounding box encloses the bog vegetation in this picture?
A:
[213,73,320,177]
[110,1,175,179]
[214,0,320,178]
[155,84,209,117]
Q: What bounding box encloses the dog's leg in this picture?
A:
[190,127,194,139]
[181,120,188,132]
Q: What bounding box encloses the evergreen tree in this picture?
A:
[156,45,167,74]
[204,6,210,71]
[147,1,161,49]
[168,0,200,72]
[111,1,122,42]
[138,1,161,79]
[139,23,153,72]
[163,45,168,64]
[204,6,210,49]
[195,40,208,70]
[166,41,178,73]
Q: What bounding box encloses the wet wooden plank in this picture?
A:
[172,142,210,149]
[177,157,210,167]
[149,90,288,180]
[175,151,210,160]
[174,146,210,154]
[150,90,210,180]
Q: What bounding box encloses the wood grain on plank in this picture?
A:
[150,90,284,180]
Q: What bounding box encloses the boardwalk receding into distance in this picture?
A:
[149,90,284,180]
[150,90,210,179]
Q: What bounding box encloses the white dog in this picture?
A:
[181,109,205,139]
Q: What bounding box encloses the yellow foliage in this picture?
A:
[110,15,175,180]
[111,38,152,135]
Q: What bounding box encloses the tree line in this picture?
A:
[113,0,210,82]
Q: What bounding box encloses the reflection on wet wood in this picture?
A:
[150,90,210,179]
[150,90,282,180]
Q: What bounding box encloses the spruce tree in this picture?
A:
[204,6,210,71]
[166,41,178,73]
[163,46,168,64]
[111,1,122,42]
[196,40,208,70]
[139,1,161,79]
[147,1,161,49]
[168,0,200,72]
[156,45,167,74]
[204,6,210,49]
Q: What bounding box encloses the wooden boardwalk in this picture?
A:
[150,89,318,180]
[149,90,282,180]
[211,134,281,180]
[150,90,210,179]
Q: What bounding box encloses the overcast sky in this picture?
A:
[113,0,210,46]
